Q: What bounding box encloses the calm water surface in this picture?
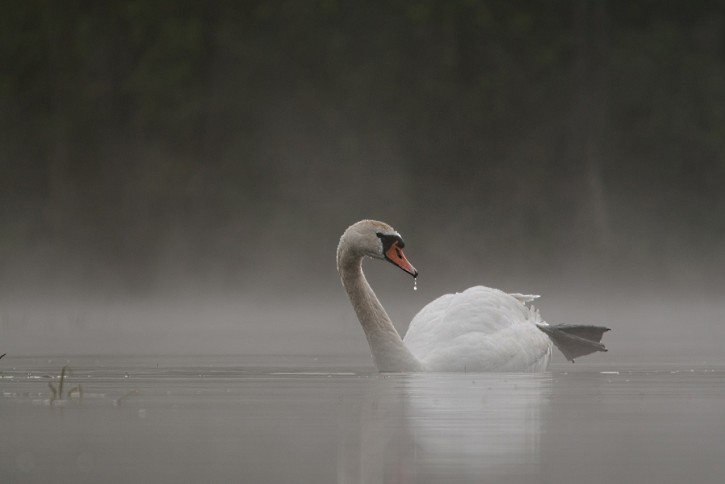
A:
[1,356,723,483]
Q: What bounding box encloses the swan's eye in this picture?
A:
[377,233,405,253]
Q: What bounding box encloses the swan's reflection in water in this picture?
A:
[2,359,721,483]
[338,373,550,483]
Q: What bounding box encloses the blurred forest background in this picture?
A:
[2,0,725,299]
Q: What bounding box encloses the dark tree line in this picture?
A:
[1,0,724,292]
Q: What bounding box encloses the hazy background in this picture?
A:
[1,1,724,361]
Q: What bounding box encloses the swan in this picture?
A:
[337,219,609,372]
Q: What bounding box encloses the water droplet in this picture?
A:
[413,278,418,291]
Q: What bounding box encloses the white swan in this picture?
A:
[337,219,609,372]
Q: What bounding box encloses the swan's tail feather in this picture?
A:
[537,324,610,362]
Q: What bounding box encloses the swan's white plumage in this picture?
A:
[403,286,552,372]
[336,219,576,373]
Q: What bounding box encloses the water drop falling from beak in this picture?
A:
[413,277,418,291]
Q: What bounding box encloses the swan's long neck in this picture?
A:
[337,247,422,372]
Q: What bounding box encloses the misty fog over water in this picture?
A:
[0,1,724,363]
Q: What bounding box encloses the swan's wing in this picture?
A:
[404,286,550,372]
[509,293,540,304]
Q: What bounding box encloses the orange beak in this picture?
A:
[384,241,418,277]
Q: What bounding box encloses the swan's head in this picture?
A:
[338,220,418,277]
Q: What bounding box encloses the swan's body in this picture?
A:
[337,220,609,372]
[404,286,551,372]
